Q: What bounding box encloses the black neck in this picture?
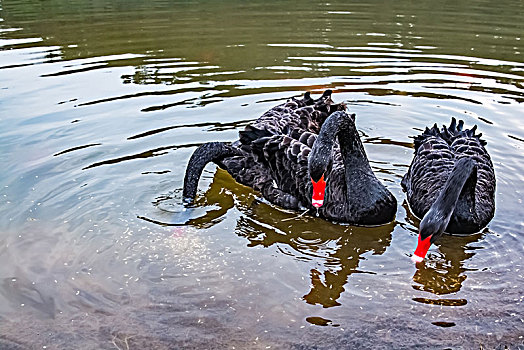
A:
[338,117,369,170]
[309,111,372,201]
[434,158,477,213]
[312,111,367,165]
[421,157,477,238]
[183,142,240,201]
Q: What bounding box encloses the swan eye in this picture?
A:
[311,174,326,208]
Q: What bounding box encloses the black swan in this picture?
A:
[183,93,396,225]
[239,111,397,224]
[401,118,495,262]
[183,90,344,204]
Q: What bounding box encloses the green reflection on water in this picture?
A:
[2,0,523,76]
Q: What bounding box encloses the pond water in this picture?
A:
[1,0,523,349]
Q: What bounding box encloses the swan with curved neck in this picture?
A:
[402,118,495,262]
[248,111,397,224]
[183,91,336,201]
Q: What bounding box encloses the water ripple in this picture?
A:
[1,0,523,348]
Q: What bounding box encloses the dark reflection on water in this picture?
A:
[237,202,394,308]
[81,143,201,170]
[127,119,252,140]
[148,186,235,230]
[1,0,524,348]
[432,321,457,328]
[151,169,395,309]
[414,297,468,307]
[403,201,485,295]
[305,316,338,327]
[412,232,484,296]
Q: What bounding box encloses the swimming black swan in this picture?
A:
[183,91,396,225]
[241,111,397,225]
[183,90,344,204]
[401,118,495,262]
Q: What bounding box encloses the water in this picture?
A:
[0,0,523,348]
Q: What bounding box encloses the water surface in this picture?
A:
[0,0,523,349]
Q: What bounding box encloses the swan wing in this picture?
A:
[403,127,455,218]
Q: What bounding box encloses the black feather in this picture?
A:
[402,118,495,234]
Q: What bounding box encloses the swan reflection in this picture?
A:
[153,169,395,307]
[149,170,487,306]
[411,232,484,296]
[237,207,395,308]
[403,201,485,296]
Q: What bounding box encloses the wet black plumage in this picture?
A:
[402,118,495,238]
[183,93,396,225]
[245,111,397,225]
[183,91,342,206]
[239,89,345,143]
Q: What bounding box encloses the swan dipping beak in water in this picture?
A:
[311,174,326,208]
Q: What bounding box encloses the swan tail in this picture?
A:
[317,89,333,101]
[313,89,334,112]
[182,142,242,201]
[414,118,487,151]
[300,89,335,106]
[413,123,443,151]
[441,117,487,145]
[302,91,314,105]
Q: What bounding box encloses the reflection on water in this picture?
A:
[412,232,483,296]
[403,201,485,296]
[1,0,524,348]
[239,200,394,308]
[305,316,338,327]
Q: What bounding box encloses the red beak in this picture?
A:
[311,175,326,208]
[412,234,432,263]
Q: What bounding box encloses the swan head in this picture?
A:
[309,151,331,208]
[412,208,448,262]
[308,111,349,209]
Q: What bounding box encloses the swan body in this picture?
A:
[184,90,342,202]
[402,118,495,261]
[244,111,397,225]
[183,94,396,225]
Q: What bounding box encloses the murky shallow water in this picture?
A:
[1,0,523,349]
